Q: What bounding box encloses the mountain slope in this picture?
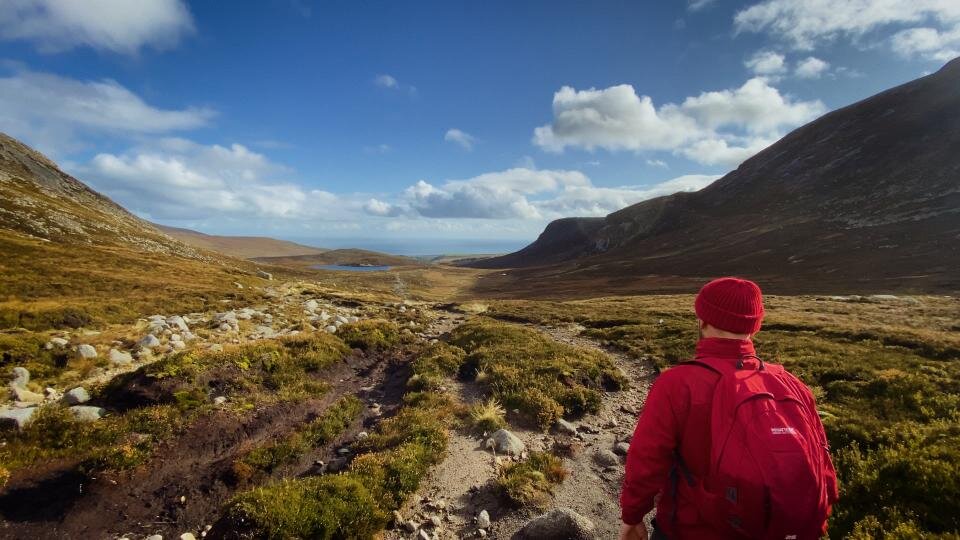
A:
[468,58,960,296]
[0,133,266,329]
[155,224,327,259]
[252,249,418,268]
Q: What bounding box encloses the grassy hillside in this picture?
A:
[155,224,328,259]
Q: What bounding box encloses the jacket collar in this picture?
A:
[695,337,756,359]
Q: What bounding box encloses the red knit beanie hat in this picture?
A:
[694,277,765,335]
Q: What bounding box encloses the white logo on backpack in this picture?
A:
[770,426,798,435]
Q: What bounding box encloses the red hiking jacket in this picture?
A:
[620,338,837,539]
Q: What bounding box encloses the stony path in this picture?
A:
[388,319,658,539]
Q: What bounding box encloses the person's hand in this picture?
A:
[618,522,648,540]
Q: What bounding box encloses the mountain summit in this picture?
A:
[468,59,960,295]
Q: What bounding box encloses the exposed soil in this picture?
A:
[0,349,411,540]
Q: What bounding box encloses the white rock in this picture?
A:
[170,334,182,342]
[11,367,29,388]
[62,387,91,405]
[347,316,359,323]
[325,325,337,333]
[180,533,196,540]
[109,348,134,366]
[489,429,526,456]
[256,270,273,280]
[166,316,189,332]
[146,535,163,540]
[319,310,331,321]
[208,344,224,352]
[69,405,105,422]
[0,407,37,430]
[555,419,577,436]
[304,299,319,312]
[218,323,232,332]
[171,340,186,350]
[477,509,491,529]
[76,344,97,359]
[139,335,161,349]
[336,315,349,324]
[213,396,227,405]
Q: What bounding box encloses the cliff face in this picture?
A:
[467,59,960,294]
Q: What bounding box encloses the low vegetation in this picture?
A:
[227,343,464,538]
[486,294,960,537]
[336,319,408,351]
[497,450,568,507]
[449,318,626,430]
[468,397,507,434]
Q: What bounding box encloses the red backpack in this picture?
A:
[674,355,836,539]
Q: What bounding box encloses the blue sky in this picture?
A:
[1,0,957,251]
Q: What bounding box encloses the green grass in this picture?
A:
[227,344,462,539]
[485,295,960,537]
[496,451,568,507]
[449,318,626,430]
[336,319,408,351]
[239,395,363,475]
[468,398,507,434]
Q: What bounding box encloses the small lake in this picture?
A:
[311,264,392,272]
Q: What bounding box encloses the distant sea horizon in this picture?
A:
[290,237,532,257]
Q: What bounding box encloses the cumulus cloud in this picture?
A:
[745,51,787,75]
[794,56,831,78]
[688,0,717,12]
[374,73,416,94]
[444,128,476,151]
[0,0,194,54]
[80,138,339,220]
[362,168,721,221]
[734,0,960,60]
[891,26,960,61]
[0,67,214,155]
[533,78,825,167]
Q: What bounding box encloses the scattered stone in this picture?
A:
[208,344,224,353]
[404,520,419,533]
[213,396,228,405]
[170,334,182,342]
[256,270,273,280]
[109,348,134,366]
[515,508,596,540]
[577,423,599,434]
[233,282,244,289]
[180,534,197,540]
[139,335,161,349]
[76,344,97,359]
[335,315,349,325]
[593,448,620,467]
[170,340,186,350]
[10,386,44,403]
[146,535,163,540]
[554,418,577,436]
[620,404,638,415]
[347,316,359,323]
[478,530,487,538]
[254,325,276,338]
[488,429,526,456]
[418,529,430,540]
[356,431,369,440]
[167,316,189,332]
[477,509,491,529]
[0,407,37,430]
[69,405,106,422]
[429,515,442,527]
[62,387,91,405]
[218,323,232,332]
[11,367,29,388]
[324,325,337,333]
[614,442,631,456]
[304,299,319,312]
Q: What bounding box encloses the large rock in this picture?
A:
[139,334,161,349]
[166,315,189,332]
[256,270,273,280]
[487,429,526,456]
[514,508,596,540]
[62,387,91,405]
[554,418,577,436]
[70,405,106,422]
[10,367,29,388]
[109,348,134,366]
[76,344,97,359]
[46,337,69,350]
[0,407,37,430]
[593,448,620,467]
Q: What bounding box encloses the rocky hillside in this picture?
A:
[155,224,328,259]
[0,134,200,259]
[468,58,960,295]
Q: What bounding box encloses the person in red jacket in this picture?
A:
[619,277,837,540]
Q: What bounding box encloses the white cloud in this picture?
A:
[533,78,825,167]
[734,0,960,60]
[688,0,717,12]
[745,50,787,75]
[363,168,720,221]
[363,143,392,154]
[0,0,193,54]
[646,159,668,168]
[374,73,416,95]
[444,128,476,151]
[794,56,831,78]
[80,138,340,220]
[891,26,960,61]
[0,67,214,155]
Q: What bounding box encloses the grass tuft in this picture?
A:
[497,451,568,508]
[468,397,506,434]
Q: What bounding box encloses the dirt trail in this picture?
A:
[391,320,657,539]
[0,350,410,540]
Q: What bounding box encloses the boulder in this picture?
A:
[554,419,577,436]
[614,442,631,456]
[335,315,349,325]
[213,396,228,405]
[170,340,186,350]
[167,315,189,332]
[76,344,97,359]
[256,270,273,280]
[70,405,106,422]
[254,325,276,338]
[108,348,134,366]
[488,429,526,456]
[11,367,29,388]
[147,322,167,335]
[139,334,161,349]
[180,533,196,540]
[514,508,596,540]
[304,299,319,312]
[0,407,37,430]
[593,448,620,467]
[46,337,69,350]
[62,387,90,405]
[325,325,337,333]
